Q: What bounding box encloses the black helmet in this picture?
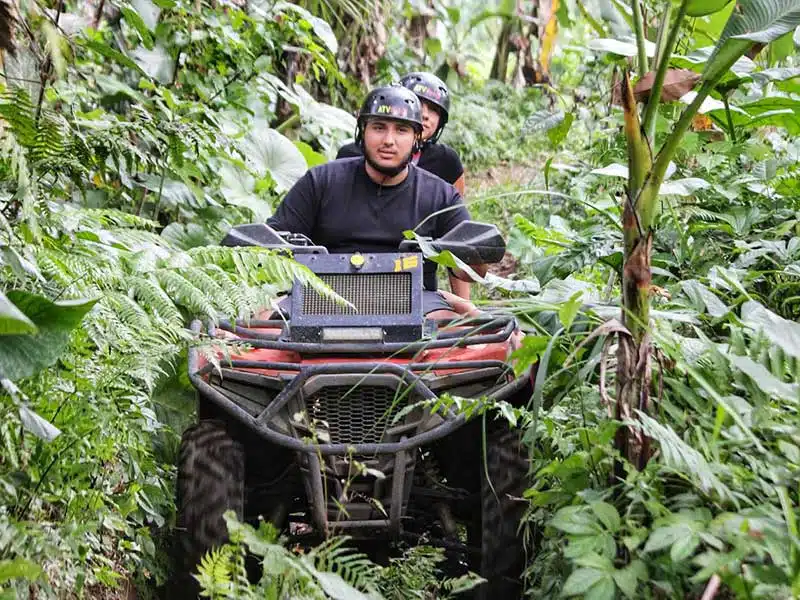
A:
[356,85,423,139]
[399,72,451,129]
[355,85,423,177]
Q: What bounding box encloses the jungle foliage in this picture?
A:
[3,0,800,598]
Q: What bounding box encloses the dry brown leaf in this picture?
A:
[612,68,701,106]
[691,113,714,131]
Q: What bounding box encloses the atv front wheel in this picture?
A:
[478,423,529,599]
[173,420,245,598]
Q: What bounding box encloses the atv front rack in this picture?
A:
[213,314,516,354]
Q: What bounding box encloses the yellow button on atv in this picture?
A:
[350,254,365,268]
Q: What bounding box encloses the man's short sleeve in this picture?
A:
[266,171,318,235]
[336,142,362,160]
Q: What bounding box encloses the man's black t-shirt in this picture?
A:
[336,142,464,186]
[266,157,470,291]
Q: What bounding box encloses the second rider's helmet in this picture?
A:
[399,72,450,143]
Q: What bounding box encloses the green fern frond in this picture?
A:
[632,410,732,500]
[77,209,160,230]
[127,276,183,325]
[309,536,381,593]
[683,206,723,222]
[154,269,216,318]
[30,112,67,164]
[105,291,153,332]
[196,545,235,598]
[0,88,37,147]
[179,266,237,317]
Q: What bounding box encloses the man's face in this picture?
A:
[420,100,441,141]
[363,118,417,171]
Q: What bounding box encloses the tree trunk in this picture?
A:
[490,20,513,82]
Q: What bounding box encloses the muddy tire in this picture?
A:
[172,420,244,599]
[477,423,529,599]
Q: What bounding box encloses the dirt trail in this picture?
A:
[468,164,542,193]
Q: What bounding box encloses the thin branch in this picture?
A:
[93,0,106,29]
[631,0,648,75]
[642,0,688,143]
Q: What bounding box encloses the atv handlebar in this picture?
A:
[220,220,506,263]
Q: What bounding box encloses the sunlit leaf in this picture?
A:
[688,0,734,17]
[0,291,37,335]
[131,45,174,84]
[587,37,656,57]
[18,404,61,442]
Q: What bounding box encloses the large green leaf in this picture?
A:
[131,45,174,84]
[0,291,98,381]
[587,37,656,57]
[741,300,800,358]
[0,291,37,335]
[240,126,308,193]
[0,558,44,584]
[219,163,271,220]
[130,0,160,29]
[727,353,800,401]
[272,2,338,54]
[706,0,800,82]
[688,0,734,17]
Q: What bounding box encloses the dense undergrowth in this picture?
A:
[3,0,800,598]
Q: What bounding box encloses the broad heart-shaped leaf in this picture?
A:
[688,0,734,17]
[219,163,271,220]
[0,291,37,335]
[0,291,98,381]
[731,1,800,44]
[240,126,308,193]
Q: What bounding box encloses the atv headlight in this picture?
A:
[321,327,384,342]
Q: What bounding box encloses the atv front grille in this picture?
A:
[302,273,412,316]
[306,384,405,444]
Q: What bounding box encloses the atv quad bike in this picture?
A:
[174,221,534,599]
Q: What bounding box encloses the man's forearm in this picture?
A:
[451,264,488,282]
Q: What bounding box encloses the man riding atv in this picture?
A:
[275,84,475,318]
[337,73,471,301]
[173,86,533,599]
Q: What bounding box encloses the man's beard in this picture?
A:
[364,146,414,177]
